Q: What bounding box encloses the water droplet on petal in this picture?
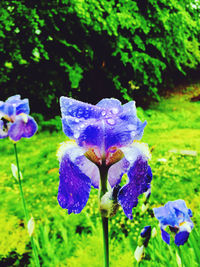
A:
[74,132,80,139]
[128,124,136,131]
[111,108,118,114]
[80,124,85,128]
[107,118,115,125]
[101,110,106,116]
[75,118,80,123]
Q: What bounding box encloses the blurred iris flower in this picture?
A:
[153,200,193,246]
[0,95,37,141]
[57,97,152,219]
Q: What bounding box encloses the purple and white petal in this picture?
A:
[117,143,152,219]
[161,229,170,245]
[57,141,100,189]
[58,152,91,214]
[15,99,30,115]
[8,115,37,141]
[118,156,151,219]
[22,116,38,138]
[108,157,129,188]
[60,97,147,159]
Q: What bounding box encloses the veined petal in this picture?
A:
[60,97,147,162]
[118,143,152,219]
[58,153,91,214]
[8,115,37,141]
[57,141,100,188]
[57,142,100,213]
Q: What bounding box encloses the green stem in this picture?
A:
[14,143,40,267]
[102,217,109,267]
[99,161,110,267]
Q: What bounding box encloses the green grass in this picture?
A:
[0,88,200,266]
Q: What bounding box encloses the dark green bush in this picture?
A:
[0,0,200,115]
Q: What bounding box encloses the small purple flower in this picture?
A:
[58,97,152,219]
[0,95,38,142]
[153,200,193,246]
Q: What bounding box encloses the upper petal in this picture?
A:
[60,97,147,164]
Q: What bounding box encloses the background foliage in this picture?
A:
[0,0,200,116]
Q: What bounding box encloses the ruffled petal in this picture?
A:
[100,100,147,151]
[60,97,147,161]
[15,99,30,115]
[161,229,170,245]
[0,95,30,118]
[175,231,189,246]
[8,115,37,141]
[57,143,95,214]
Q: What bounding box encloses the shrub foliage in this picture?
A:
[0,0,200,114]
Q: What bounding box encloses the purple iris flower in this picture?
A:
[153,200,193,246]
[0,95,38,142]
[58,97,152,219]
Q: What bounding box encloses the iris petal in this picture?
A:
[175,231,189,246]
[8,115,37,141]
[60,97,147,159]
[58,148,92,214]
[161,229,170,245]
[108,158,129,188]
[118,156,151,219]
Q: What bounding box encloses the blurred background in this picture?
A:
[0,1,200,266]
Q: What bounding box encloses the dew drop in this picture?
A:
[101,110,106,116]
[75,118,80,123]
[107,118,115,125]
[111,108,118,114]
[74,132,80,139]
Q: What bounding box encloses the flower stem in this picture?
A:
[99,161,110,267]
[102,217,109,267]
[14,143,40,267]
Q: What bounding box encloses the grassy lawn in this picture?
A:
[0,87,200,266]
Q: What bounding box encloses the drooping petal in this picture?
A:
[161,229,170,245]
[118,156,151,219]
[117,142,152,219]
[58,153,91,214]
[175,231,189,246]
[57,142,100,213]
[8,115,37,141]
[57,141,100,189]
